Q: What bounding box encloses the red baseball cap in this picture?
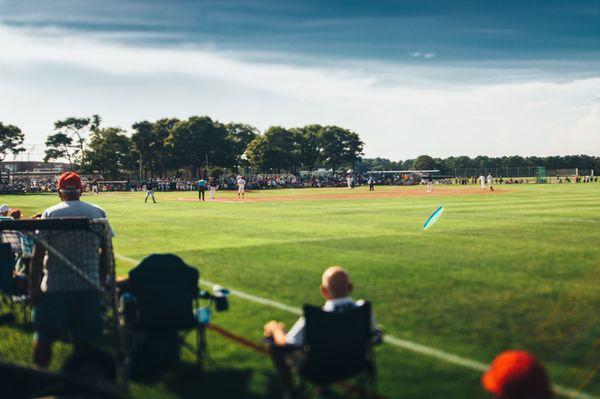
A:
[482,350,551,398]
[58,172,82,190]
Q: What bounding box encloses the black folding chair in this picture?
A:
[122,253,207,378]
[295,302,379,398]
[0,243,29,321]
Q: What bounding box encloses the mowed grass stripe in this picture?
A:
[114,253,598,399]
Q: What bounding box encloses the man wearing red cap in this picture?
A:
[482,350,552,399]
[29,171,114,368]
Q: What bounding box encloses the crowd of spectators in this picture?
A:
[1,171,597,194]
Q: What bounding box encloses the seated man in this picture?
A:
[263,266,377,393]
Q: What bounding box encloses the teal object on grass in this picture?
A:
[423,206,444,230]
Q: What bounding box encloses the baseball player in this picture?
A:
[368,175,375,191]
[91,180,99,195]
[426,174,433,192]
[208,178,217,200]
[487,173,495,192]
[479,175,486,190]
[236,175,246,199]
[145,180,157,203]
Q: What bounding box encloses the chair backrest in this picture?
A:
[0,243,15,293]
[301,301,373,385]
[128,253,199,331]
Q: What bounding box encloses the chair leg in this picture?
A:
[196,326,206,374]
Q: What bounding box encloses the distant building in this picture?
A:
[1,161,69,176]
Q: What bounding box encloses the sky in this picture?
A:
[0,0,599,161]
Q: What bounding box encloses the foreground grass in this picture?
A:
[1,184,599,398]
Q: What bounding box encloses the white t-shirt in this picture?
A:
[237,178,245,188]
[487,175,493,183]
[480,176,486,184]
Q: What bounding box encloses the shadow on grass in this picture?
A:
[148,362,283,399]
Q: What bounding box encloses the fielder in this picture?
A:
[426,174,433,192]
[145,181,157,203]
[236,175,246,199]
[91,180,99,195]
[487,173,495,192]
[368,175,375,191]
[479,175,486,190]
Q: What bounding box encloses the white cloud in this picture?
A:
[0,25,599,160]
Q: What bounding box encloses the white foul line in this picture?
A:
[114,253,597,399]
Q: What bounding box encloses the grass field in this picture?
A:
[1,184,599,398]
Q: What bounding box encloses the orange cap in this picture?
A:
[58,172,82,190]
[482,350,551,398]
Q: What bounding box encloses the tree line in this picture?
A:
[1,117,598,179]
[0,116,364,179]
[356,154,600,175]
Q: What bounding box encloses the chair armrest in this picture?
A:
[263,337,302,351]
[371,328,383,345]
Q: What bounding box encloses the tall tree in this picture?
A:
[293,124,322,172]
[84,127,134,179]
[319,126,363,173]
[412,155,436,170]
[165,116,233,176]
[45,115,101,166]
[225,123,259,163]
[0,122,25,162]
[245,126,299,173]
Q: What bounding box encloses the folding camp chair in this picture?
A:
[122,253,207,378]
[292,302,379,398]
[0,242,29,321]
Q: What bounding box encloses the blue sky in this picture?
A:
[1,0,599,159]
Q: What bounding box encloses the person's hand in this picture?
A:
[263,320,285,337]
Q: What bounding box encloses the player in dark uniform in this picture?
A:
[145,181,156,203]
[368,175,375,191]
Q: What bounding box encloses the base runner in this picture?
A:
[479,175,486,190]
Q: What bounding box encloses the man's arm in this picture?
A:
[28,245,45,303]
[263,321,287,346]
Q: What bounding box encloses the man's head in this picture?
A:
[320,266,353,300]
[0,204,9,216]
[58,172,83,201]
[482,350,552,399]
[9,209,21,219]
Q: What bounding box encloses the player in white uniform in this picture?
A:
[479,175,486,190]
[236,176,246,199]
[487,173,495,192]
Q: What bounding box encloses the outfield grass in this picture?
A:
[1,184,599,398]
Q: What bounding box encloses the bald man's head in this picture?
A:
[320,266,353,300]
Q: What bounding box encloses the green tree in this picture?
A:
[165,116,233,176]
[246,126,299,173]
[412,155,436,170]
[319,126,363,173]
[84,127,134,179]
[293,124,322,172]
[0,122,25,161]
[225,123,259,165]
[45,115,101,166]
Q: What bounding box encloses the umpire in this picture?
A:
[197,177,207,201]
